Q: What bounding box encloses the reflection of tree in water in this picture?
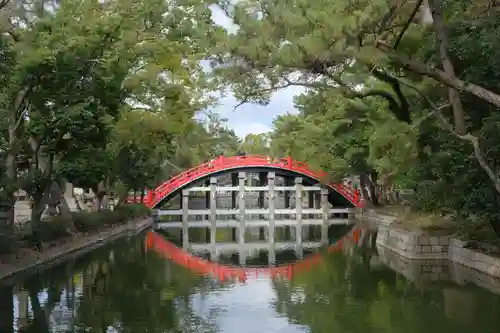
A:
[15,235,222,333]
[271,245,500,333]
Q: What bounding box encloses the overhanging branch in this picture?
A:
[376,40,500,108]
[390,75,500,194]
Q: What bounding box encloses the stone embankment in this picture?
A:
[0,218,153,285]
[357,210,500,278]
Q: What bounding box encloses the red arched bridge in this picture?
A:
[127,155,363,208]
[145,226,364,282]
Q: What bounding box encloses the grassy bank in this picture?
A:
[0,204,150,257]
[371,205,454,232]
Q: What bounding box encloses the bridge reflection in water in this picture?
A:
[145,226,364,283]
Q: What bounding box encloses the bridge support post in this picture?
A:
[284,177,293,218]
[209,177,217,251]
[268,172,276,247]
[238,172,246,247]
[295,177,303,252]
[182,190,189,249]
[205,179,210,221]
[231,173,238,209]
[307,191,314,216]
[258,172,267,220]
[205,179,210,207]
[321,188,329,245]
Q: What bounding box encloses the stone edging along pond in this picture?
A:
[356,210,500,278]
[0,217,153,286]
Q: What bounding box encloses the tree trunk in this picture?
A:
[49,182,71,217]
[91,182,106,212]
[4,88,29,227]
[140,188,145,203]
[30,187,51,231]
[369,171,381,205]
[3,152,16,227]
[428,0,466,135]
[28,287,50,332]
[359,173,375,207]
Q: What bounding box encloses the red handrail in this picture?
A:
[126,155,363,208]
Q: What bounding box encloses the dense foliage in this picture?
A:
[0,0,245,251]
[206,0,500,238]
[1,0,500,245]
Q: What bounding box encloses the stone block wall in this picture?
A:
[359,211,500,279]
[449,239,500,277]
[376,224,449,259]
[377,244,500,295]
[376,245,450,282]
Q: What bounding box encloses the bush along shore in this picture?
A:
[0,204,151,262]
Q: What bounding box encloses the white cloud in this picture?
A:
[233,122,271,138]
[208,87,304,138]
[206,6,305,139]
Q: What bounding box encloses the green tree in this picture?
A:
[240,133,270,155]
[0,0,219,226]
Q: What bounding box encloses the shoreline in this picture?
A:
[356,209,500,278]
[0,217,153,286]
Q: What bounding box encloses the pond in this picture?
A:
[1,226,500,333]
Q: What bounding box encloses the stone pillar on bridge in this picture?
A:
[295,177,303,255]
[238,172,246,249]
[268,172,276,250]
[321,188,329,245]
[209,177,217,253]
[182,190,189,249]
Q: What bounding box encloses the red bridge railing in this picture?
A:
[127,155,363,208]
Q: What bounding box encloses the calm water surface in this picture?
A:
[2,228,500,333]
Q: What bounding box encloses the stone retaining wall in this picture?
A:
[358,211,500,279]
[376,244,500,295]
[376,224,449,259]
[449,239,500,277]
[376,245,450,282]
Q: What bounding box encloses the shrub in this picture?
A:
[27,217,73,244]
[72,211,102,233]
[7,203,151,253]
[115,203,151,220]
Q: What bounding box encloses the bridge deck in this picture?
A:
[156,208,351,216]
[155,218,351,229]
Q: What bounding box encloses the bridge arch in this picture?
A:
[143,155,362,208]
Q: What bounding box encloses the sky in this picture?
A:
[190,276,309,333]
[205,5,304,138]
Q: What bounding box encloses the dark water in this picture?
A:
[2,229,500,333]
